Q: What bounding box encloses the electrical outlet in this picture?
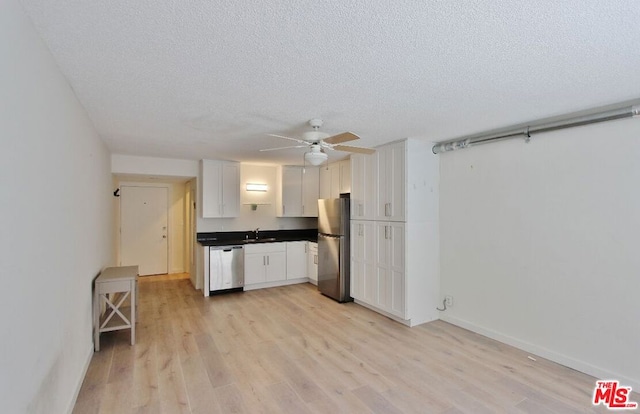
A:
[445,295,453,307]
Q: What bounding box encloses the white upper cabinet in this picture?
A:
[375,141,405,222]
[301,167,319,217]
[339,159,351,194]
[200,160,240,218]
[319,166,331,199]
[351,153,376,220]
[319,158,351,199]
[277,166,319,217]
[278,166,303,217]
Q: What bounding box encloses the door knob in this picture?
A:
[162,235,167,239]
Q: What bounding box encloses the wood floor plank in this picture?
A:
[352,385,404,414]
[193,332,234,388]
[266,381,313,414]
[75,274,621,413]
[256,341,328,404]
[213,383,248,414]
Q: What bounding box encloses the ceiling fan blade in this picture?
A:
[259,145,309,152]
[323,132,360,145]
[267,133,307,144]
[333,144,376,155]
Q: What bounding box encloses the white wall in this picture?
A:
[112,154,198,178]
[439,117,640,389]
[196,163,317,232]
[0,1,113,412]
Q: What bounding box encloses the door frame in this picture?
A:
[117,182,170,274]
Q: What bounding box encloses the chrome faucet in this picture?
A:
[254,227,260,239]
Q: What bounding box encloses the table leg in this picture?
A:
[94,290,100,351]
[130,280,136,346]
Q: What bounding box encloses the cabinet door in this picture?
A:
[386,142,405,222]
[319,166,331,199]
[387,222,405,317]
[339,159,351,194]
[375,142,405,221]
[286,241,307,280]
[351,154,375,220]
[301,167,319,217]
[222,162,240,217]
[375,222,390,310]
[351,222,363,300]
[265,251,287,282]
[352,220,377,304]
[307,243,318,284]
[201,160,222,218]
[280,167,303,216]
[375,221,405,317]
[244,253,266,285]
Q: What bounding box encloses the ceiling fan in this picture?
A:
[260,118,375,165]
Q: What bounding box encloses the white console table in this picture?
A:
[93,265,138,351]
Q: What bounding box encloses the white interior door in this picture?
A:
[120,185,168,275]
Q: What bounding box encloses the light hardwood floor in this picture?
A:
[74,273,634,413]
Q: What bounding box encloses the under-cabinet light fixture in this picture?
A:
[246,183,268,192]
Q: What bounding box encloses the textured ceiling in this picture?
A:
[20,0,640,165]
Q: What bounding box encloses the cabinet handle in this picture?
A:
[302,205,305,214]
[359,203,363,217]
[263,256,265,265]
[314,254,318,264]
[385,225,389,239]
[388,226,392,240]
[267,255,270,265]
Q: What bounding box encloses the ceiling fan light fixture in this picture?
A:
[304,151,328,166]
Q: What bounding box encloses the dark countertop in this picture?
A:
[197,228,317,247]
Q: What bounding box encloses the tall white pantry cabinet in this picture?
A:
[351,139,439,327]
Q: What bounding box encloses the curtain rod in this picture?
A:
[432,103,640,154]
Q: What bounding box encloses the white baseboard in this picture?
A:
[440,314,640,391]
[354,300,410,326]
[66,344,93,414]
[243,277,309,291]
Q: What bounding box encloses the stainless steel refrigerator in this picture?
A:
[317,197,352,302]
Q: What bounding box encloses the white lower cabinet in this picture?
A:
[286,241,307,280]
[244,243,286,286]
[307,242,318,285]
[244,241,315,290]
[376,222,405,318]
[352,221,405,318]
[351,221,375,303]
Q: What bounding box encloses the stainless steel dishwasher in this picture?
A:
[209,245,244,294]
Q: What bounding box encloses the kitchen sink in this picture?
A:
[242,237,277,243]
